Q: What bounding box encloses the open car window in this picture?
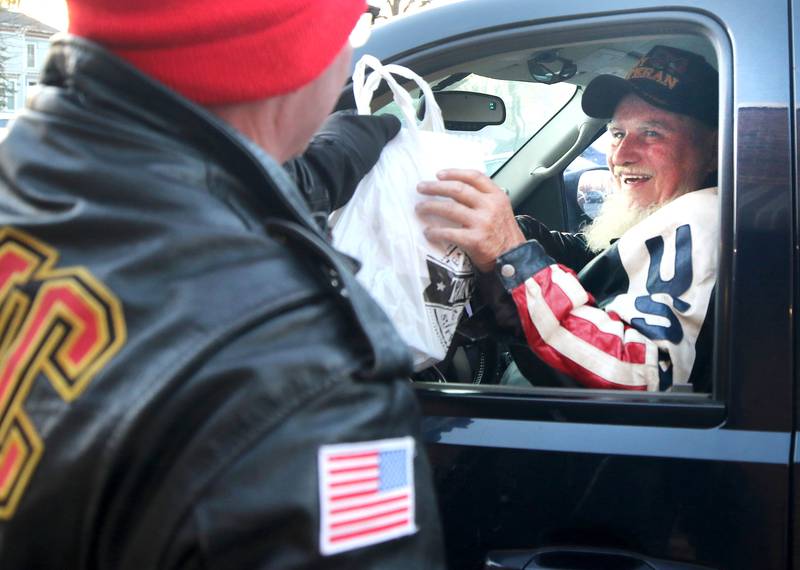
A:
[366,31,723,403]
[344,8,727,404]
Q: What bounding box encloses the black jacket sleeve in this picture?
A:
[285,112,402,223]
[516,214,596,272]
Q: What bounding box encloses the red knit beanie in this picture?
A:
[67,0,366,105]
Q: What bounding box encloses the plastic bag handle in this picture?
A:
[352,54,445,133]
[354,58,417,127]
[373,62,446,133]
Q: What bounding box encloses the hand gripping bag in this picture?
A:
[331,55,486,370]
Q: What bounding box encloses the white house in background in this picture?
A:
[0,11,57,126]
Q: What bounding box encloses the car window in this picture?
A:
[382,32,722,400]
[353,15,723,399]
[565,130,612,176]
[377,75,576,175]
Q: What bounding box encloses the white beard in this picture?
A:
[583,188,663,252]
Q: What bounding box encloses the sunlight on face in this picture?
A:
[606,94,716,208]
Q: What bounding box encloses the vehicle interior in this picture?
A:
[339,28,721,398]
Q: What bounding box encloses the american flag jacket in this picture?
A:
[490,187,719,392]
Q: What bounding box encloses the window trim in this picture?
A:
[414,382,724,428]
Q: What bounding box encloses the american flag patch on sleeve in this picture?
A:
[318,436,417,555]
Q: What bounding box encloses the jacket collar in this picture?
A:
[39,34,323,236]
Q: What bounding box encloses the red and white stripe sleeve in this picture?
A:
[498,189,719,391]
[501,244,661,391]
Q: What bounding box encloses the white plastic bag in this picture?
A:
[331,55,486,370]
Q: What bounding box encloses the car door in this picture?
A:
[791,0,800,567]
[353,1,795,568]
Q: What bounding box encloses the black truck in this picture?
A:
[346,0,800,568]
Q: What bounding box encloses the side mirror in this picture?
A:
[418,91,506,131]
[576,169,614,218]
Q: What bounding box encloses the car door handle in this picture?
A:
[484,546,718,569]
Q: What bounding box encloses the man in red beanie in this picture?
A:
[0,1,446,568]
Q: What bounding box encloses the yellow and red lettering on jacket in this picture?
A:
[0,227,126,519]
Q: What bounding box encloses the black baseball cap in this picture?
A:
[582,45,718,128]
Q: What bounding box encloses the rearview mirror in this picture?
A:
[417,91,506,131]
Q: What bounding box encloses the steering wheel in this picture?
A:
[412,305,502,384]
[412,294,581,388]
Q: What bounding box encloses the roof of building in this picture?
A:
[0,10,58,36]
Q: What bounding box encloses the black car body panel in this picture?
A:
[351,1,798,568]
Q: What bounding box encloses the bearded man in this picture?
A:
[417,45,718,392]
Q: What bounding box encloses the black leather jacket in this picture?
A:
[286,110,401,230]
[0,36,444,569]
